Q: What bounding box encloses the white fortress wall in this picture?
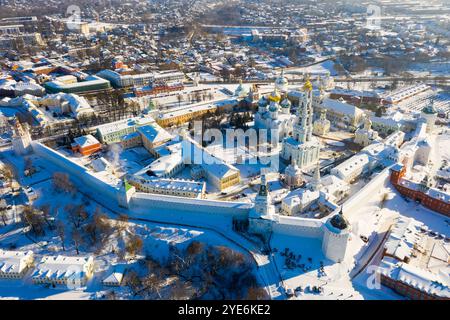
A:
[31,142,119,201]
[272,215,325,238]
[342,167,391,220]
[32,142,252,222]
[131,192,251,218]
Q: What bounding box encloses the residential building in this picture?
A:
[32,255,94,286]
[71,135,102,156]
[96,115,156,144]
[0,250,34,279]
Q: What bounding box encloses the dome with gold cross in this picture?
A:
[275,69,289,92]
[268,89,281,103]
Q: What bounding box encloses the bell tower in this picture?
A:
[248,173,276,239]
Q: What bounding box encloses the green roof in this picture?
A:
[124,179,133,192]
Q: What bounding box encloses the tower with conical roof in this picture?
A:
[275,69,289,94]
[118,177,136,208]
[12,118,32,156]
[322,206,351,262]
[421,98,438,133]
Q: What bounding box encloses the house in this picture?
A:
[0,250,34,279]
[319,98,364,128]
[32,255,94,286]
[71,135,102,156]
[96,115,155,144]
[102,267,127,287]
[330,154,372,182]
[129,176,206,199]
[137,123,173,156]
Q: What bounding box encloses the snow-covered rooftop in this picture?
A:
[0,250,34,275]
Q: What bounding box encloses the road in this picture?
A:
[199,75,450,85]
[350,212,395,280]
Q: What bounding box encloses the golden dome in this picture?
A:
[303,80,313,92]
[268,89,281,103]
[302,73,313,92]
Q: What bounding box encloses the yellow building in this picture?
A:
[157,104,217,127]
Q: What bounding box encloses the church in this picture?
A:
[354,116,380,147]
[254,71,296,142]
[280,79,321,169]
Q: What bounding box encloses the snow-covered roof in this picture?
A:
[283,188,320,208]
[384,216,422,261]
[136,142,183,178]
[397,179,450,203]
[32,255,94,281]
[185,137,240,180]
[158,103,216,121]
[0,250,34,274]
[322,98,363,118]
[73,134,100,148]
[131,176,205,195]
[137,123,173,145]
[97,115,155,136]
[331,153,370,180]
[378,259,450,298]
[91,157,112,172]
[102,266,126,285]
[384,84,430,103]
[320,174,349,196]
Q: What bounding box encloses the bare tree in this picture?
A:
[22,205,45,236]
[0,164,15,181]
[0,209,7,226]
[125,234,143,258]
[39,204,53,229]
[245,287,269,300]
[53,172,76,194]
[85,207,112,247]
[116,213,129,234]
[170,279,193,300]
[66,204,88,229]
[141,273,163,299]
[124,270,142,297]
[57,221,66,251]
[71,229,83,255]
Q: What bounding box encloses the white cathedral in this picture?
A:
[281,80,321,169]
[254,70,296,142]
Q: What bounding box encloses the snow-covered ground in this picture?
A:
[0,146,268,300]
